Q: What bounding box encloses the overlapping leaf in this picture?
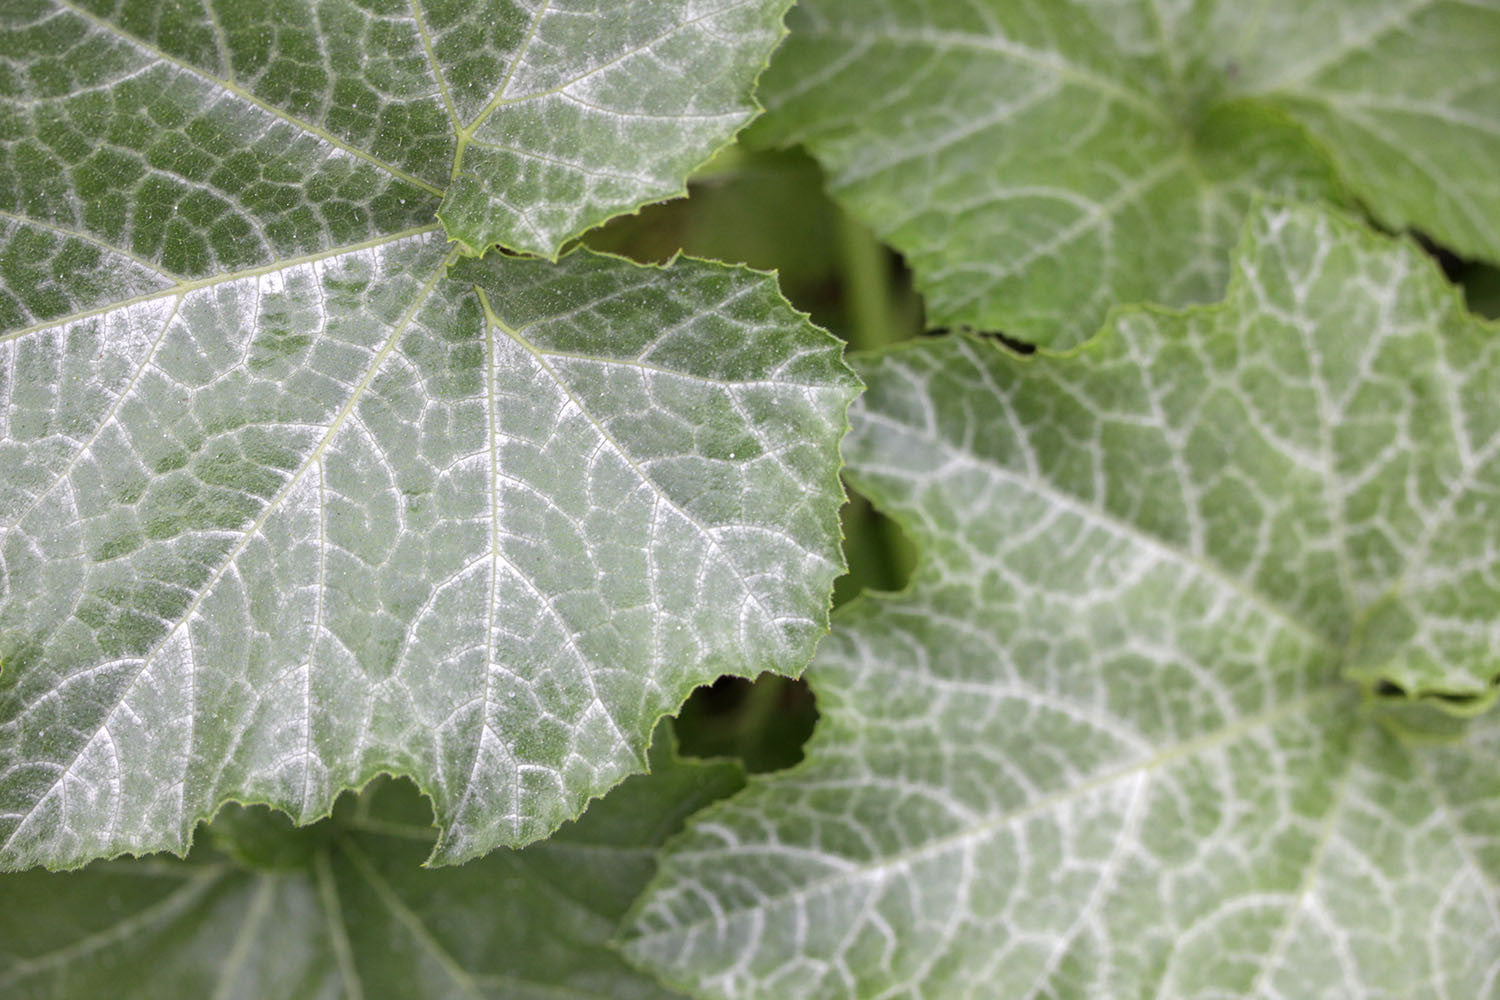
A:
[753,0,1500,346]
[0,727,740,999]
[0,239,856,872]
[622,204,1500,997]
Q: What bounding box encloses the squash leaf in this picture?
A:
[621,203,1500,998]
[0,234,855,873]
[1,0,791,286]
[0,0,855,875]
[753,0,1500,346]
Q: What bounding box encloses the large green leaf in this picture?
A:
[0,726,740,999]
[753,0,1500,346]
[0,0,854,874]
[0,239,857,872]
[0,0,790,298]
[621,204,1500,997]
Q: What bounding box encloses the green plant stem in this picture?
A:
[836,211,903,353]
[836,211,912,593]
[732,675,788,759]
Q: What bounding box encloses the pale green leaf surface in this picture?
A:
[0,236,857,872]
[621,204,1500,997]
[0,727,741,1000]
[0,0,788,306]
[753,0,1500,346]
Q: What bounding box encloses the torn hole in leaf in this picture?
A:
[672,672,818,774]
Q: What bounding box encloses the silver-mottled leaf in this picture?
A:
[622,203,1500,998]
[0,237,857,871]
[0,0,789,296]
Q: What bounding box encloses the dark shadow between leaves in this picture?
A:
[672,672,818,775]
